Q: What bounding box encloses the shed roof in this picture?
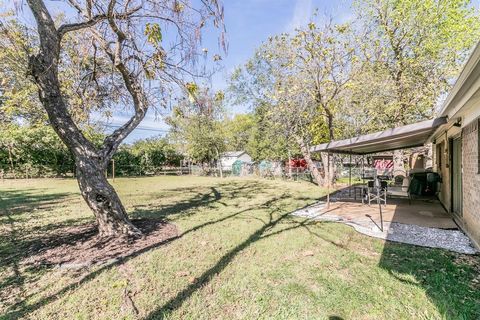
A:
[311,118,447,155]
[221,151,246,157]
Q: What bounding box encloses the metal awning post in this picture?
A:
[349,153,352,197]
[377,179,384,232]
[362,155,365,184]
[379,201,384,232]
[326,151,330,209]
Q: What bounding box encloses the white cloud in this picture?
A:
[286,0,313,31]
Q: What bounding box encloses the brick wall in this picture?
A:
[462,118,480,248]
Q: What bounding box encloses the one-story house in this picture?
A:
[428,41,480,249]
[220,151,252,171]
[311,42,480,249]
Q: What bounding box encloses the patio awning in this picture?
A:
[311,117,447,155]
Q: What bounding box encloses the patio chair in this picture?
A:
[366,180,387,206]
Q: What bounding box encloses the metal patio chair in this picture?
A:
[366,179,387,206]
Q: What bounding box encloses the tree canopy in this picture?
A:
[0,0,226,236]
[2,0,479,191]
[228,0,480,185]
[167,87,227,165]
[352,0,480,128]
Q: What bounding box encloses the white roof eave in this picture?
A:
[311,118,447,155]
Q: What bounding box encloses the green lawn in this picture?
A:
[0,176,479,319]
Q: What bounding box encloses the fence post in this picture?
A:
[112,159,115,182]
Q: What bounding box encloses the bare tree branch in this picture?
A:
[58,14,107,36]
[26,0,98,156]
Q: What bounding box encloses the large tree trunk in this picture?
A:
[215,147,223,178]
[320,152,335,187]
[76,156,141,237]
[322,108,336,187]
[26,0,147,237]
[29,54,142,237]
[295,136,324,186]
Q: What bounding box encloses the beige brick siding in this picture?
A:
[462,118,480,247]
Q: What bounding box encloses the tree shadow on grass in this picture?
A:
[379,242,480,319]
[131,186,227,220]
[130,180,273,221]
[1,183,319,319]
[143,200,348,319]
[0,188,75,217]
[0,189,87,271]
[0,189,79,316]
[144,212,293,318]
[1,179,328,319]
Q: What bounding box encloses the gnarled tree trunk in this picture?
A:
[320,152,335,187]
[76,156,141,236]
[295,136,324,186]
[26,0,145,237]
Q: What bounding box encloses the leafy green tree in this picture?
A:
[110,137,183,176]
[249,106,294,161]
[354,0,480,127]
[224,114,255,152]
[0,19,45,124]
[0,124,105,178]
[351,0,480,175]
[112,146,142,176]
[0,15,118,126]
[2,0,225,236]
[230,21,354,185]
[131,137,183,173]
[167,87,227,175]
[223,112,294,161]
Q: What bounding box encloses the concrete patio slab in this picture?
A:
[292,199,478,254]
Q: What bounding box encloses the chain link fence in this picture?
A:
[1,159,355,184]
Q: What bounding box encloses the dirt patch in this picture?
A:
[23,219,178,268]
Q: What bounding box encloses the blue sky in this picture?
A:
[122,0,354,142]
[11,0,479,143]
[207,0,353,92]
[7,0,354,143]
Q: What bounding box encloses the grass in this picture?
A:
[0,176,479,319]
